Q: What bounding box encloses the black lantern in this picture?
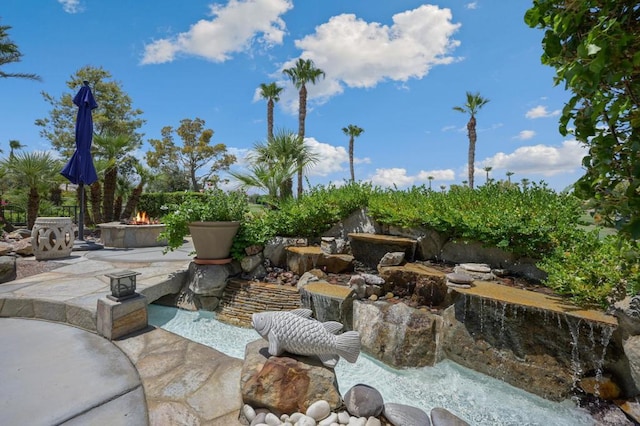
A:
[106,270,140,301]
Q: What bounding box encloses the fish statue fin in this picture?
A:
[268,331,284,356]
[322,321,343,335]
[317,354,339,368]
[289,308,313,318]
[335,331,361,364]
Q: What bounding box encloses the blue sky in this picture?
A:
[1,0,585,192]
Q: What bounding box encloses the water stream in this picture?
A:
[148,304,596,426]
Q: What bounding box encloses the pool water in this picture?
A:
[148,304,595,426]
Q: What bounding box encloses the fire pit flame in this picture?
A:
[126,211,159,225]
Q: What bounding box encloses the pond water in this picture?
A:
[148,304,596,426]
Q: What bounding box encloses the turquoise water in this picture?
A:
[148,304,595,426]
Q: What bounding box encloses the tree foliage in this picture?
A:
[146,117,236,192]
[0,20,41,81]
[35,65,145,157]
[342,124,364,182]
[525,1,640,239]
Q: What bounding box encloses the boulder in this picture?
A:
[286,246,354,275]
[300,281,355,328]
[378,263,448,306]
[187,261,239,297]
[349,233,416,268]
[354,301,443,367]
[240,340,341,415]
[378,252,405,267]
[264,237,307,268]
[0,242,13,256]
[323,208,381,240]
[13,238,33,256]
[0,256,17,283]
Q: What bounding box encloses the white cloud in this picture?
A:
[514,130,536,140]
[481,140,587,177]
[58,0,82,13]
[465,2,478,10]
[305,137,349,177]
[369,168,455,188]
[278,5,461,111]
[141,0,293,64]
[525,105,561,119]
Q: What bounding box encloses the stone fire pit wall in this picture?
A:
[98,222,167,248]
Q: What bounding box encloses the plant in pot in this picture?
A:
[160,188,249,262]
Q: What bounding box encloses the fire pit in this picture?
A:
[98,212,166,248]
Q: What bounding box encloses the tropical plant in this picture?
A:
[160,189,249,252]
[283,58,325,197]
[453,92,490,189]
[231,129,318,202]
[342,124,365,182]
[525,1,640,240]
[483,166,493,183]
[1,151,60,228]
[146,117,236,192]
[0,20,41,81]
[259,82,283,140]
[93,133,137,222]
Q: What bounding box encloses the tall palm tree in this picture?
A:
[8,140,25,159]
[483,166,493,183]
[506,171,515,184]
[453,92,490,189]
[1,151,59,228]
[93,133,135,222]
[342,124,364,182]
[283,58,325,197]
[0,21,41,81]
[259,82,283,140]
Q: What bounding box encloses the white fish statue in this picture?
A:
[251,308,361,368]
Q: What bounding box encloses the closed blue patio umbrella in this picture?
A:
[61,81,100,247]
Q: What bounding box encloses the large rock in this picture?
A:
[300,281,355,329]
[286,246,354,275]
[264,236,307,268]
[13,238,33,256]
[0,256,17,283]
[349,233,417,268]
[186,261,239,297]
[378,263,448,307]
[0,242,13,256]
[354,301,443,368]
[344,384,384,418]
[323,208,381,240]
[383,403,431,426]
[380,224,449,261]
[240,339,341,415]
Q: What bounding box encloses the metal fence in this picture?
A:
[1,204,79,228]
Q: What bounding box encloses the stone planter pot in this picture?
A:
[31,217,74,260]
[189,221,240,260]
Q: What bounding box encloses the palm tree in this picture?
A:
[342,124,364,182]
[1,151,59,228]
[0,21,41,81]
[231,129,318,202]
[8,140,25,159]
[453,92,490,189]
[428,175,434,190]
[259,82,283,140]
[283,58,325,197]
[483,166,493,183]
[93,133,136,222]
[121,163,150,220]
[506,171,515,184]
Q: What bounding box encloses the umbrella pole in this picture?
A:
[78,182,85,241]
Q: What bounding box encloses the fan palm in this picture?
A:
[283,58,325,196]
[1,151,59,228]
[341,124,364,182]
[453,92,490,189]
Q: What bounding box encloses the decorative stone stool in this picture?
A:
[31,217,74,260]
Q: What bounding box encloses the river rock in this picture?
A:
[430,407,469,426]
[365,417,381,426]
[344,384,384,418]
[187,262,237,296]
[361,273,385,285]
[378,252,405,267]
[306,400,331,421]
[349,275,366,299]
[317,412,337,425]
[383,403,430,426]
[241,340,341,415]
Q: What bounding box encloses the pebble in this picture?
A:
[251,412,267,426]
[265,412,281,426]
[430,407,470,426]
[365,417,381,426]
[307,400,331,421]
[337,411,351,424]
[242,404,257,422]
[318,412,338,426]
[297,414,317,426]
[384,402,430,426]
